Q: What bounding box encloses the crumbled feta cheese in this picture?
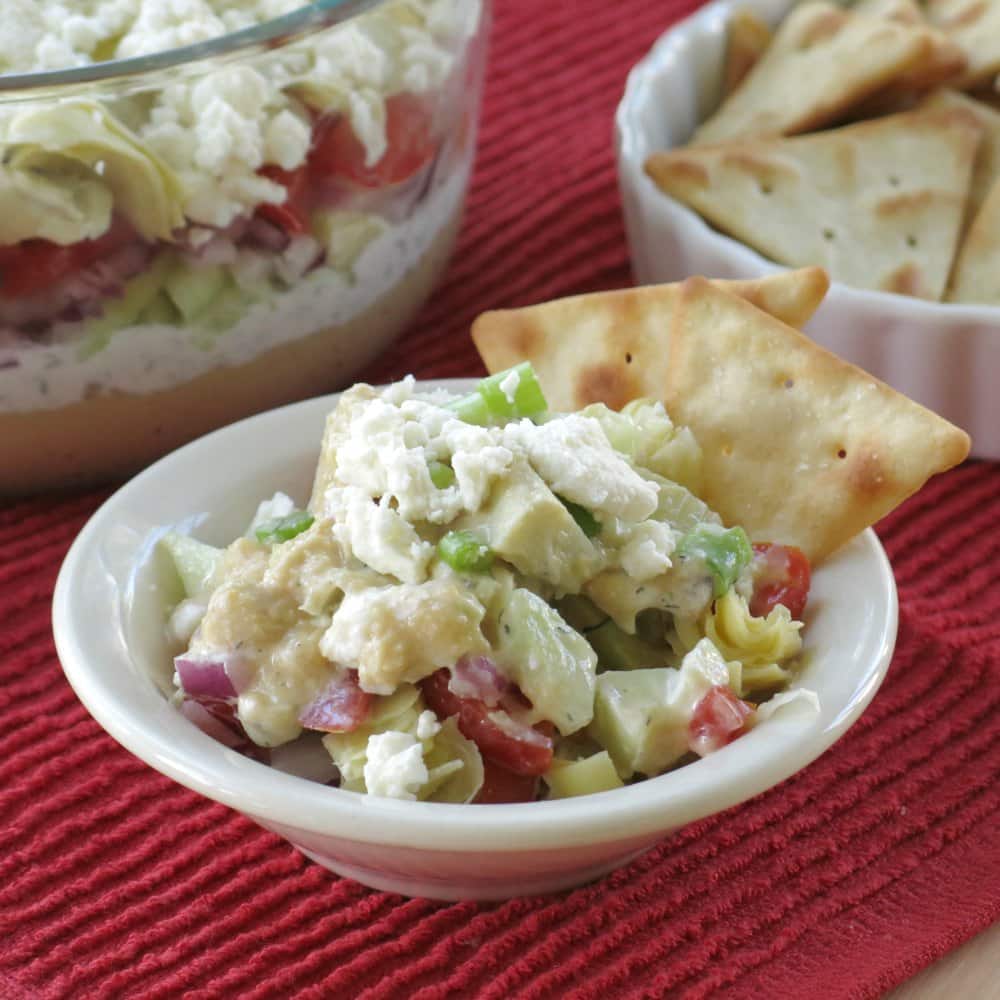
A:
[363,731,428,800]
[498,368,520,405]
[247,490,296,534]
[0,1,480,227]
[503,415,659,522]
[167,598,206,645]
[617,520,677,581]
[326,486,434,585]
[416,709,441,741]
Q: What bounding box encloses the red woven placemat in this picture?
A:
[3,1,1000,997]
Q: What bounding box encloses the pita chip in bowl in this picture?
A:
[615,0,1000,459]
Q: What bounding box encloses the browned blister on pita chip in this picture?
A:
[691,1,934,144]
[723,8,773,97]
[470,268,829,412]
[662,278,971,562]
[646,107,982,300]
[927,0,1000,89]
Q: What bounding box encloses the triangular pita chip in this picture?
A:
[852,0,966,101]
[922,89,1000,227]
[927,0,1000,89]
[722,8,773,97]
[945,178,1000,302]
[470,268,829,412]
[646,108,982,300]
[692,1,935,144]
[662,278,970,562]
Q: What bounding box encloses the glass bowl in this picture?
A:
[0,0,489,493]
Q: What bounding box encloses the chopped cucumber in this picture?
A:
[641,469,721,534]
[138,290,181,326]
[496,588,597,735]
[165,260,229,324]
[586,618,673,671]
[160,531,222,600]
[78,253,173,359]
[544,751,624,798]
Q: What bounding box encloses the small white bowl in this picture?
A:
[53,380,898,901]
[615,0,1000,460]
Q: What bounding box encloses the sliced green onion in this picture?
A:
[558,496,602,538]
[428,460,456,489]
[446,362,548,425]
[676,525,752,598]
[438,530,494,573]
[254,510,315,545]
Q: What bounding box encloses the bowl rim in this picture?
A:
[0,0,384,98]
[614,0,1000,324]
[52,379,899,854]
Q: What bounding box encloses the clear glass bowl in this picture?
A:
[0,0,489,492]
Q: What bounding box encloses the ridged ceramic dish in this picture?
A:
[615,0,1000,459]
[53,380,897,901]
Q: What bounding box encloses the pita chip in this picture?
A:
[470,268,829,412]
[662,278,970,562]
[946,179,1000,302]
[922,89,1000,227]
[852,0,966,101]
[692,1,935,144]
[646,107,982,300]
[927,0,1000,89]
[722,8,773,97]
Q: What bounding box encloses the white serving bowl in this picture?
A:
[53,380,898,901]
[615,0,1000,460]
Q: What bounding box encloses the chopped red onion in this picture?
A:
[486,708,553,748]
[298,670,373,733]
[179,699,245,748]
[175,653,253,701]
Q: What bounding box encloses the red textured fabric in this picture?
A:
[3,1,1000,997]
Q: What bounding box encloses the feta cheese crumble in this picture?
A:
[363,730,428,800]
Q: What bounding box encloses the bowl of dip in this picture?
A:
[52,378,898,901]
[0,0,489,493]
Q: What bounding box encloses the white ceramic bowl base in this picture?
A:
[53,381,897,900]
[616,0,1000,459]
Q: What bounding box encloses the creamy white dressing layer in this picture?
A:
[0,156,468,412]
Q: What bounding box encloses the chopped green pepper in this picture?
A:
[438,530,495,573]
[254,510,315,545]
[428,460,456,489]
[676,524,752,598]
[446,362,548,425]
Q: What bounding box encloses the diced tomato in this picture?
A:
[688,685,754,757]
[0,218,137,299]
[749,542,811,620]
[421,668,554,777]
[298,669,373,733]
[255,164,313,235]
[308,94,436,188]
[474,759,539,804]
